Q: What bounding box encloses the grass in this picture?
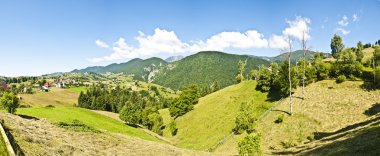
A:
[20,87,79,107]
[16,107,161,142]
[66,86,87,93]
[169,80,275,151]
[159,108,173,137]
[363,47,375,63]
[0,133,9,156]
[214,80,380,155]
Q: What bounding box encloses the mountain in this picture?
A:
[152,51,269,89]
[165,55,184,62]
[251,50,331,63]
[71,57,167,81]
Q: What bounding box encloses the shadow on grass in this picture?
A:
[313,115,380,140]
[360,81,377,91]
[364,103,380,116]
[266,89,282,102]
[272,116,380,156]
[300,125,380,156]
[17,114,39,120]
[270,109,291,116]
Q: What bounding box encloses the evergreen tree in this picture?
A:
[330,34,345,58]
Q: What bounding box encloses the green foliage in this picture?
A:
[236,60,247,83]
[374,66,380,88]
[312,53,331,80]
[256,65,272,92]
[374,46,380,66]
[0,92,20,114]
[169,84,199,118]
[277,61,299,97]
[238,134,262,156]
[154,51,269,89]
[147,113,164,135]
[336,75,346,83]
[234,102,257,134]
[168,119,178,136]
[356,41,364,62]
[331,34,345,58]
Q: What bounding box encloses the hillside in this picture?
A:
[270,50,324,63]
[161,80,275,150]
[154,51,269,89]
[72,57,167,82]
[214,80,380,155]
[0,112,210,155]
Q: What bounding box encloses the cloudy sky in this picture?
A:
[1,0,380,76]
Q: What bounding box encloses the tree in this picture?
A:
[301,31,309,99]
[0,92,20,114]
[330,34,344,58]
[356,41,364,62]
[250,69,260,80]
[236,60,247,83]
[168,119,178,136]
[234,102,256,134]
[256,65,271,92]
[119,101,141,125]
[169,84,199,118]
[147,113,164,135]
[238,134,262,156]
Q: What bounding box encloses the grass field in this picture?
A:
[0,133,9,156]
[169,80,275,151]
[20,87,79,107]
[66,86,87,93]
[16,107,161,142]
[363,47,375,63]
[215,80,380,155]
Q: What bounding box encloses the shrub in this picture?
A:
[57,119,100,133]
[234,102,256,134]
[274,114,284,124]
[336,75,346,83]
[238,134,262,156]
[45,104,55,108]
[168,120,178,136]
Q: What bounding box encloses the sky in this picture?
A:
[0,0,379,76]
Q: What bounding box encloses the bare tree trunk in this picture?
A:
[288,37,293,115]
[302,32,306,100]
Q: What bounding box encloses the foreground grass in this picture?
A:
[20,87,79,107]
[0,133,9,156]
[170,80,275,151]
[16,107,161,142]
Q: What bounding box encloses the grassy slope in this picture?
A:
[216,80,380,155]
[169,80,274,151]
[0,112,210,155]
[20,87,79,107]
[363,47,375,63]
[66,86,87,93]
[0,134,8,156]
[16,107,161,142]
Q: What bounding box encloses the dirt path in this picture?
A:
[90,110,173,144]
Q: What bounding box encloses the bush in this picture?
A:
[45,104,55,108]
[274,114,284,124]
[336,75,346,83]
[234,102,256,134]
[238,134,262,156]
[168,120,178,136]
[57,119,100,133]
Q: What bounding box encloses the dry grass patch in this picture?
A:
[20,87,79,107]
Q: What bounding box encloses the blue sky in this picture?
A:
[0,0,379,76]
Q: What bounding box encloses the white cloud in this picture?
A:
[269,35,288,49]
[95,39,109,48]
[338,15,349,26]
[282,16,311,40]
[89,28,269,62]
[336,28,350,35]
[352,14,358,22]
[321,25,325,29]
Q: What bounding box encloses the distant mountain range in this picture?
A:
[165,55,184,62]
[253,50,330,63]
[71,50,330,89]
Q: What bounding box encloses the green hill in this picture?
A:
[153,51,269,89]
[269,50,325,63]
[72,57,167,81]
[161,80,275,150]
[214,80,380,155]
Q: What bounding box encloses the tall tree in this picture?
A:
[330,34,344,58]
[356,41,364,62]
[236,59,247,83]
